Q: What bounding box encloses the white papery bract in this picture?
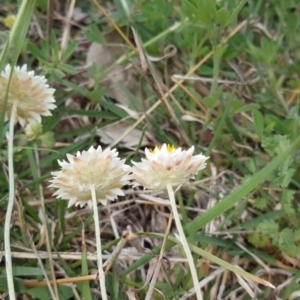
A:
[50,146,131,208]
[0,64,56,127]
[132,144,209,191]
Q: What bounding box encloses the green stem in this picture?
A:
[167,184,203,300]
[5,102,17,300]
[91,185,108,300]
[210,47,220,95]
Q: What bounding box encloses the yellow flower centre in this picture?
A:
[150,144,176,154]
[166,144,176,153]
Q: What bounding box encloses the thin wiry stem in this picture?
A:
[145,211,173,300]
[34,143,58,298]
[5,102,17,300]
[90,185,108,300]
[166,184,203,300]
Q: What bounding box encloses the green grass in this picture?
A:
[0,0,300,299]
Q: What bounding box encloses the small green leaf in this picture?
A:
[51,74,86,96]
[51,68,66,78]
[277,168,295,188]
[234,103,260,114]
[40,40,50,60]
[245,158,257,174]
[28,43,46,61]
[258,220,279,244]
[247,233,269,248]
[261,37,279,65]
[253,110,264,139]
[50,32,60,57]
[61,41,80,61]
[100,98,128,118]
[281,190,295,216]
[87,88,107,103]
[226,0,247,24]
[202,86,222,109]
[262,135,279,155]
[84,24,104,44]
[278,228,294,248]
[253,198,268,211]
[202,96,217,108]
[265,115,284,133]
[182,0,211,24]
[284,244,299,257]
[259,220,278,232]
[59,63,78,74]
[225,117,243,143]
[216,8,229,26]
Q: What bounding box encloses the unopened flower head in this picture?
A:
[3,14,15,28]
[0,64,56,127]
[132,144,209,191]
[25,123,43,141]
[50,146,131,208]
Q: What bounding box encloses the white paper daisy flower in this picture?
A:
[50,146,131,208]
[132,144,209,191]
[0,64,56,127]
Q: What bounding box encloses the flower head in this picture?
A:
[3,14,16,28]
[50,146,130,208]
[132,144,209,191]
[0,64,56,127]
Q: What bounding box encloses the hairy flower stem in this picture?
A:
[5,103,17,300]
[167,184,203,300]
[91,185,108,300]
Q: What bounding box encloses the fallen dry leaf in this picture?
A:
[97,121,147,148]
[86,29,138,106]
